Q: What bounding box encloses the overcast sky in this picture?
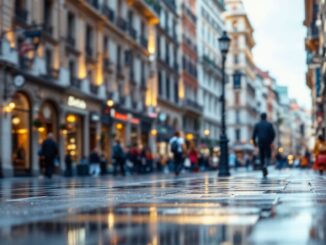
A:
[242,0,310,109]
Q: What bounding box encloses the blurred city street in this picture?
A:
[0,169,325,245]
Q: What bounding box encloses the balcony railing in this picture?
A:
[66,36,75,47]
[19,57,33,70]
[15,9,28,24]
[86,46,93,58]
[70,77,81,89]
[90,84,99,94]
[42,67,59,81]
[183,99,202,112]
[116,17,128,32]
[129,26,137,40]
[102,6,115,22]
[42,24,53,36]
[87,0,99,9]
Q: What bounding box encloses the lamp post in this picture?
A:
[218,31,231,177]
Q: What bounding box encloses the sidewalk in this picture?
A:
[0,169,325,244]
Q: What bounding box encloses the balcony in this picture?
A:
[140,36,148,49]
[66,36,75,47]
[116,64,125,79]
[19,57,33,71]
[174,63,179,71]
[130,0,160,24]
[129,26,137,40]
[90,84,99,95]
[87,0,99,9]
[102,6,115,22]
[119,95,126,105]
[116,17,128,32]
[42,24,53,36]
[183,99,203,114]
[15,9,28,25]
[103,58,113,73]
[70,77,82,89]
[181,3,197,23]
[42,68,60,81]
[86,46,93,58]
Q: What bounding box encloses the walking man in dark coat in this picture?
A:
[252,113,276,177]
[41,133,58,178]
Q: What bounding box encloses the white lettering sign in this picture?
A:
[67,96,87,109]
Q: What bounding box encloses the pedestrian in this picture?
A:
[252,113,276,178]
[313,135,326,175]
[100,153,108,175]
[169,132,185,176]
[112,139,126,176]
[41,133,58,179]
[89,148,101,176]
[65,153,73,177]
[130,143,141,174]
[188,143,199,172]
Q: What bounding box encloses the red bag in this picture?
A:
[317,154,326,166]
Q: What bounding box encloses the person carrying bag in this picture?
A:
[314,135,326,175]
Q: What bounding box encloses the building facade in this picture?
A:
[304,0,322,139]
[179,0,202,143]
[197,0,225,146]
[224,0,257,160]
[155,0,182,155]
[0,0,160,177]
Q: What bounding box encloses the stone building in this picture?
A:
[197,0,225,146]
[0,0,159,176]
[224,0,256,160]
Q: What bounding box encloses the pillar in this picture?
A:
[0,112,13,177]
[31,104,40,176]
[84,114,90,157]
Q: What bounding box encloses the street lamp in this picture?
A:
[218,31,231,177]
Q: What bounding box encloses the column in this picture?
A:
[0,112,13,177]
[84,114,90,158]
[31,103,40,176]
[58,109,66,173]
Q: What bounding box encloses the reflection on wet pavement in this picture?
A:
[0,170,325,244]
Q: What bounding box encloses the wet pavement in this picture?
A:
[0,169,325,245]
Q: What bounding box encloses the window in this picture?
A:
[236,110,240,123]
[44,0,52,32]
[174,80,179,103]
[236,129,241,142]
[117,45,121,68]
[235,91,240,105]
[67,12,75,40]
[103,36,109,53]
[234,55,239,64]
[69,60,75,81]
[45,49,52,74]
[85,25,93,56]
[166,76,170,100]
[158,71,163,96]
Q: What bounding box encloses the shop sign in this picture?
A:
[114,112,139,125]
[131,118,140,125]
[67,96,86,109]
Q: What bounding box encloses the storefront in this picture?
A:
[11,92,32,175]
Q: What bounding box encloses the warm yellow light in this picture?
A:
[70,151,76,156]
[116,123,123,130]
[107,99,114,107]
[66,115,76,123]
[70,138,76,143]
[278,147,284,153]
[3,106,11,113]
[38,127,45,133]
[17,128,28,134]
[12,116,20,125]
[186,133,194,141]
[151,129,158,136]
[62,129,68,135]
[204,129,210,136]
[9,102,15,109]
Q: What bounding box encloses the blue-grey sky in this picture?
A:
[242,0,309,108]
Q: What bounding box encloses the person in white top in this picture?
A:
[169,132,185,176]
